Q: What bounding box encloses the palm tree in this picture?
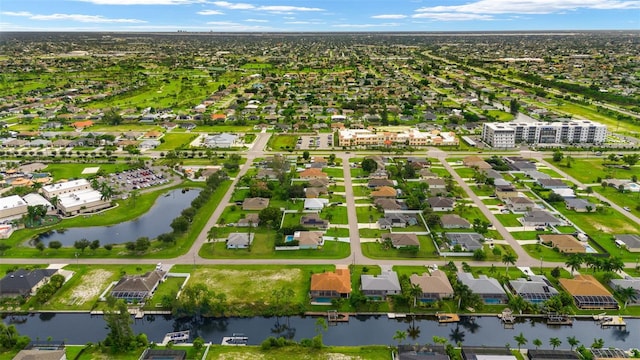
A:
[549,337,561,350]
[409,283,423,309]
[614,286,637,309]
[393,330,407,349]
[533,338,542,350]
[514,332,527,351]
[567,336,579,351]
[565,254,583,275]
[502,253,517,276]
[591,338,604,349]
[99,181,114,201]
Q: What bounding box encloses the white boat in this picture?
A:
[221,333,249,346]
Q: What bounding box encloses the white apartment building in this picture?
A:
[482,120,607,148]
[338,128,458,147]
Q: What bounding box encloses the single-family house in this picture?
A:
[377,213,419,229]
[304,198,329,210]
[310,268,352,302]
[495,185,518,200]
[226,232,255,249]
[305,186,328,198]
[374,198,405,211]
[539,234,585,253]
[609,277,640,306]
[507,275,559,303]
[419,169,439,180]
[509,161,537,172]
[370,186,397,199]
[292,231,324,249]
[537,179,569,189]
[139,139,161,149]
[141,349,187,360]
[360,270,401,300]
[613,234,640,252]
[410,270,454,302]
[300,213,329,229]
[527,350,580,360]
[525,170,551,181]
[558,274,618,309]
[382,233,420,249]
[398,345,449,360]
[445,232,484,251]
[13,348,66,360]
[308,178,330,187]
[462,156,491,170]
[521,210,562,227]
[72,120,93,129]
[369,169,389,179]
[368,179,395,189]
[457,272,508,304]
[257,169,279,180]
[237,213,259,227]
[552,188,576,198]
[565,198,595,212]
[440,214,471,229]
[242,197,269,211]
[110,270,166,302]
[299,168,328,179]
[463,348,515,360]
[203,133,238,148]
[425,178,446,191]
[0,269,58,298]
[428,197,455,212]
[504,197,536,212]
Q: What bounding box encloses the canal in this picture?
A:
[4,313,637,348]
[36,188,200,246]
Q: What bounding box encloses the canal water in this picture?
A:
[4,313,638,348]
[36,189,200,246]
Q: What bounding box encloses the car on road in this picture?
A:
[623,206,631,211]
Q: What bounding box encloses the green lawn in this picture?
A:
[455,167,476,178]
[206,345,391,359]
[325,227,350,237]
[510,231,553,240]
[356,205,384,223]
[321,206,349,224]
[353,186,371,196]
[494,213,523,227]
[269,135,299,150]
[482,198,503,205]
[545,158,640,184]
[155,133,197,150]
[595,186,640,218]
[199,234,350,259]
[43,162,135,180]
[359,228,387,238]
[322,167,344,178]
[143,276,185,310]
[470,185,496,196]
[362,235,437,260]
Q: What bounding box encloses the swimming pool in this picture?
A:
[313,297,333,303]
[584,245,597,253]
[285,235,294,243]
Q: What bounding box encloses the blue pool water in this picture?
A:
[484,298,503,304]
[585,245,597,253]
[314,297,333,303]
[285,235,294,242]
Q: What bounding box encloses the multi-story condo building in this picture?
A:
[482,120,607,148]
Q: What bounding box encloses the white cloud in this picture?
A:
[371,14,407,19]
[258,5,322,12]
[412,12,493,20]
[332,23,400,28]
[197,9,224,15]
[1,10,145,23]
[245,18,268,22]
[1,11,33,17]
[213,1,255,10]
[77,0,205,4]
[414,0,640,15]
[284,20,324,24]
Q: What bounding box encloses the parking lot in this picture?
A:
[296,134,333,150]
[100,167,170,197]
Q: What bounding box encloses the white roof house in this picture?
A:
[203,133,238,148]
[304,198,329,210]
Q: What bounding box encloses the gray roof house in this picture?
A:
[565,198,595,212]
[242,197,270,211]
[382,233,420,249]
[378,213,419,230]
[0,269,58,298]
[537,179,570,189]
[457,272,508,304]
[410,270,454,302]
[505,196,536,212]
[398,345,449,360]
[361,270,401,299]
[226,232,255,249]
[374,198,405,211]
[508,275,559,304]
[300,213,329,229]
[203,133,238,148]
[237,213,260,227]
[445,232,484,251]
[609,277,640,305]
[111,270,166,302]
[521,210,563,227]
[614,234,640,252]
[440,214,471,229]
[425,178,446,190]
[428,197,455,212]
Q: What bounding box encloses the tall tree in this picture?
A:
[549,337,561,350]
[533,338,543,349]
[567,336,579,351]
[103,297,135,353]
[393,330,407,349]
[565,254,583,274]
[514,332,528,351]
[614,286,637,309]
[502,253,517,276]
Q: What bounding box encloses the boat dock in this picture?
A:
[436,313,460,323]
[221,333,248,346]
[387,313,407,319]
[546,313,573,325]
[600,316,626,327]
[161,331,189,345]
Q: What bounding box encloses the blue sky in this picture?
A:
[1,0,639,32]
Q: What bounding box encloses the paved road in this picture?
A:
[340,153,362,264]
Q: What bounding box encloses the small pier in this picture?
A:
[387,313,407,319]
[600,316,626,328]
[498,308,515,328]
[546,313,573,326]
[327,310,349,323]
[161,331,189,345]
[436,313,460,323]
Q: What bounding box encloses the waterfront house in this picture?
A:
[242,197,269,211]
[0,269,58,298]
[507,275,559,304]
[382,233,420,249]
[462,347,515,360]
[558,274,618,309]
[409,270,454,302]
[527,350,580,360]
[226,233,254,249]
[457,272,508,304]
[360,270,401,300]
[110,270,166,303]
[141,349,187,360]
[609,277,640,306]
[309,268,351,302]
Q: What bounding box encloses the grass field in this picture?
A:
[362,235,437,259]
[43,162,135,180]
[269,135,299,150]
[155,133,197,150]
[206,345,391,360]
[494,213,523,227]
[322,167,344,178]
[594,187,640,217]
[545,158,640,184]
[356,205,384,223]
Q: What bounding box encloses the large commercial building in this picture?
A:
[42,179,92,199]
[0,195,28,221]
[482,120,607,148]
[338,128,458,147]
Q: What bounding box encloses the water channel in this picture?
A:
[4,313,638,348]
[36,188,200,246]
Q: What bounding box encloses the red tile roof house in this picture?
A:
[309,268,352,303]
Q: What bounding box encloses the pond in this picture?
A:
[36,188,200,246]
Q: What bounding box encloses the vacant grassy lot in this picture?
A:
[206,345,392,360]
[595,187,640,217]
[454,167,476,178]
[321,206,349,224]
[470,185,496,196]
[494,213,523,227]
[362,235,437,259]
[545,158,640,184]
[155,133,197,150]
[44,162,135,180]
[322,167,344,178]
[356,205,383,223]
[269,135,299,150]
